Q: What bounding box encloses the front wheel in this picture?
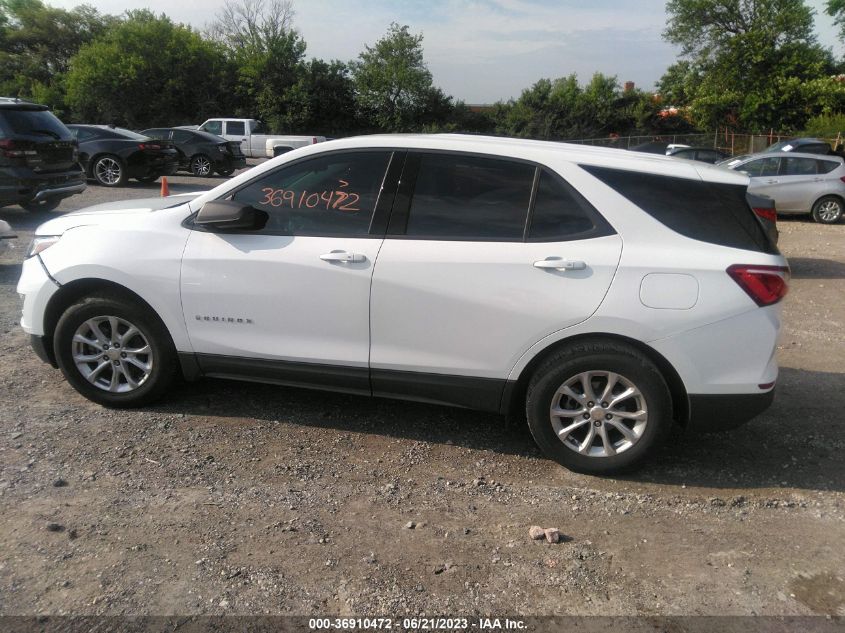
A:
[525,341,672,475]
[136,175,159,184]
[811,195,843,224]
[92,155,126,187]
[53,295,177,407]
[21,197,61,213]
[190,154,213,177]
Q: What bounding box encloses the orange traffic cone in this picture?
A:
[160,176,169,197]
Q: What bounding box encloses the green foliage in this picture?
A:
[65,11,231,127]
[351,23,444,132]
[0,0,114,115]
[802,111,845,137]
[491,74,671,140]
[662,0,836,132]
[826,0,845,41]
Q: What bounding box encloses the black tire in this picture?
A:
[136,175,159,184]
[21,197,61,213]
[216,167,235,177]
[53,294,177,407]
[525,340,673,475]
[811,195,843,224]
[189,154,213,177]
[92,154,127,187]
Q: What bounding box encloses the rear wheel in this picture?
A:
[190,154,213,177]
[811,195,843,224]
[53,295,177,407]
[21,197,61,212]
[92,155,126,187]
[525,341,672,474]
[216,167,235,177]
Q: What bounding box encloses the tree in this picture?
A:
[662,0,835,132]
[0,0,115,114]
[65,11,231,127]
[208,0,306,131]
[351,23,439,131]
[826,0,845,42]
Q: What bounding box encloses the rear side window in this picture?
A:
[528,170,614,241]
[818,159,839,174]
[172,130,193,143]
[405,153,534,240]
[581,165,777,254]
[781,157,818,175]
[226,121,246,136]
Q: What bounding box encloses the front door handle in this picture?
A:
[534,259,586,270]
[320,251,366,263]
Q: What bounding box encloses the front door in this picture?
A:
[180,150,398,387]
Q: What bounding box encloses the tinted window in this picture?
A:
[226,121,245,136]
[0,108,69,138]
[672,149,695,159]
[741,157,779,177]
[801,143,829,154]
[202,121,222,135]
[70,127,99,141]
[781,157,818,176]
[581,165,777,254]
[143,129,170,140]
[528,170,613,241]
[696,150,721,162]
[818,159,839,174]
[231,151,392,236]
[405,153,534,240]
[172,130,193,143]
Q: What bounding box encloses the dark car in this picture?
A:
[0,98,86,212]
[67,124,179,187]
[666,146,730,163]
[629,140,671,155]
[764,137,839,155]
[141,127,246,177]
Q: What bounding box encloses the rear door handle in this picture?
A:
[320,251,366,263]
[534,259,586,270]
[765,179,779,184]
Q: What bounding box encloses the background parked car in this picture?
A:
[764,137,840,155]
[141,127,246,177]
[197,118,325,158]
[0,97,85,212]
[67,124,179,187]
[667,146,730,163]
[745,192,779,244]
[721,151,845,224]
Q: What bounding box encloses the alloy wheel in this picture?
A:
[71,316,153,393]
[191,155,212,177]
[817,199,842,223]
[550,371,648,457]
[95,157,122,185]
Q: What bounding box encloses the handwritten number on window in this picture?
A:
[258,179,361,212]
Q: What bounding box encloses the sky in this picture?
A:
[44,0,843,103]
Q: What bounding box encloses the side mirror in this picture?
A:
[194,200,268,231]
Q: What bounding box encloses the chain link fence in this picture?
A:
[565,130,843,156]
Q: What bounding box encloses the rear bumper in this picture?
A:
[686,389,775,432]
[0,167,86,205]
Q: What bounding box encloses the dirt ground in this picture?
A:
[0,173,843,620]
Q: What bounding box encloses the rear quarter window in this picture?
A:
[581,165,777,254]
[817,159,840,174]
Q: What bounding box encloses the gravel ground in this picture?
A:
[0,171,843,618]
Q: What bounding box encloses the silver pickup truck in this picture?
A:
[197,118,326,159]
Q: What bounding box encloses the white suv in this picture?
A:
[17,135,788,474]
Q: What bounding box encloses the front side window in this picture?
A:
[741,157,779,177]
[201,121,222,135]
[405,153,534,240]
[226,121,245,136]
[528,170,613,241]
[230,151,392,236]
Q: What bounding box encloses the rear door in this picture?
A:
[369,152,622,409]
[775,156,821,212]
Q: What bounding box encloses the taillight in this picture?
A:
[138,143,162,150]
[753,207,777,223]
[727,264,789,306]
[840,176,845,184]
[0,138,37,158]
[312,137,317,144]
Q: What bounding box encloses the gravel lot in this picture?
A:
[0,170,843,619]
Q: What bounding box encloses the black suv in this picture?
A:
[0,98,86,212]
